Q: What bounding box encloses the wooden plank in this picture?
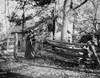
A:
[9,40,15,43]
[43,48,84,57]
[7,49,14,52]
[14,33,18,59]
[8,47,14,50]
[8,45,14,48]
[45,41,88,53]
[35,40,88,53]
[9,38,15,42]
[54,44,87,52]
[46,39,90,46]
[43,48,79,64]
[7,38,10,52]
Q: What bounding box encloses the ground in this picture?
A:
[0,52,100,78]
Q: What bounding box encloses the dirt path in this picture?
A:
[0,52,100,78]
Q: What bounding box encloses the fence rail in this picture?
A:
[34,39,100,67]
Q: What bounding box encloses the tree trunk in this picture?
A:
[61,0,73,42]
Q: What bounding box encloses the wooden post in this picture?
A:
[14,33,18,59]
[88,41,100,66]
[7,38,10,53]
[91,45,100,66]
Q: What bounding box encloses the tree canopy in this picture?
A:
[6,0,100,44]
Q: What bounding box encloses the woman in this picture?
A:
[25,30,35,59]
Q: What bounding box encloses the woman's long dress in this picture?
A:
[25,35,34,59]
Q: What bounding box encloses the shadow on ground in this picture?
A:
[0,69,32,78]
[0,53,100,78]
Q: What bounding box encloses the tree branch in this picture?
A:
[31,5,50,18]
[73,0,88,10]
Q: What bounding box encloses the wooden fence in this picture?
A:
[0,38,14,53]
[0,33,18,59]
[34,39,100,67]
[0,33,100,68]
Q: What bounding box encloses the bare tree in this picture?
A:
[61,0,88,42]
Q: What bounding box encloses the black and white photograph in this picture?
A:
[0,0,100,78]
